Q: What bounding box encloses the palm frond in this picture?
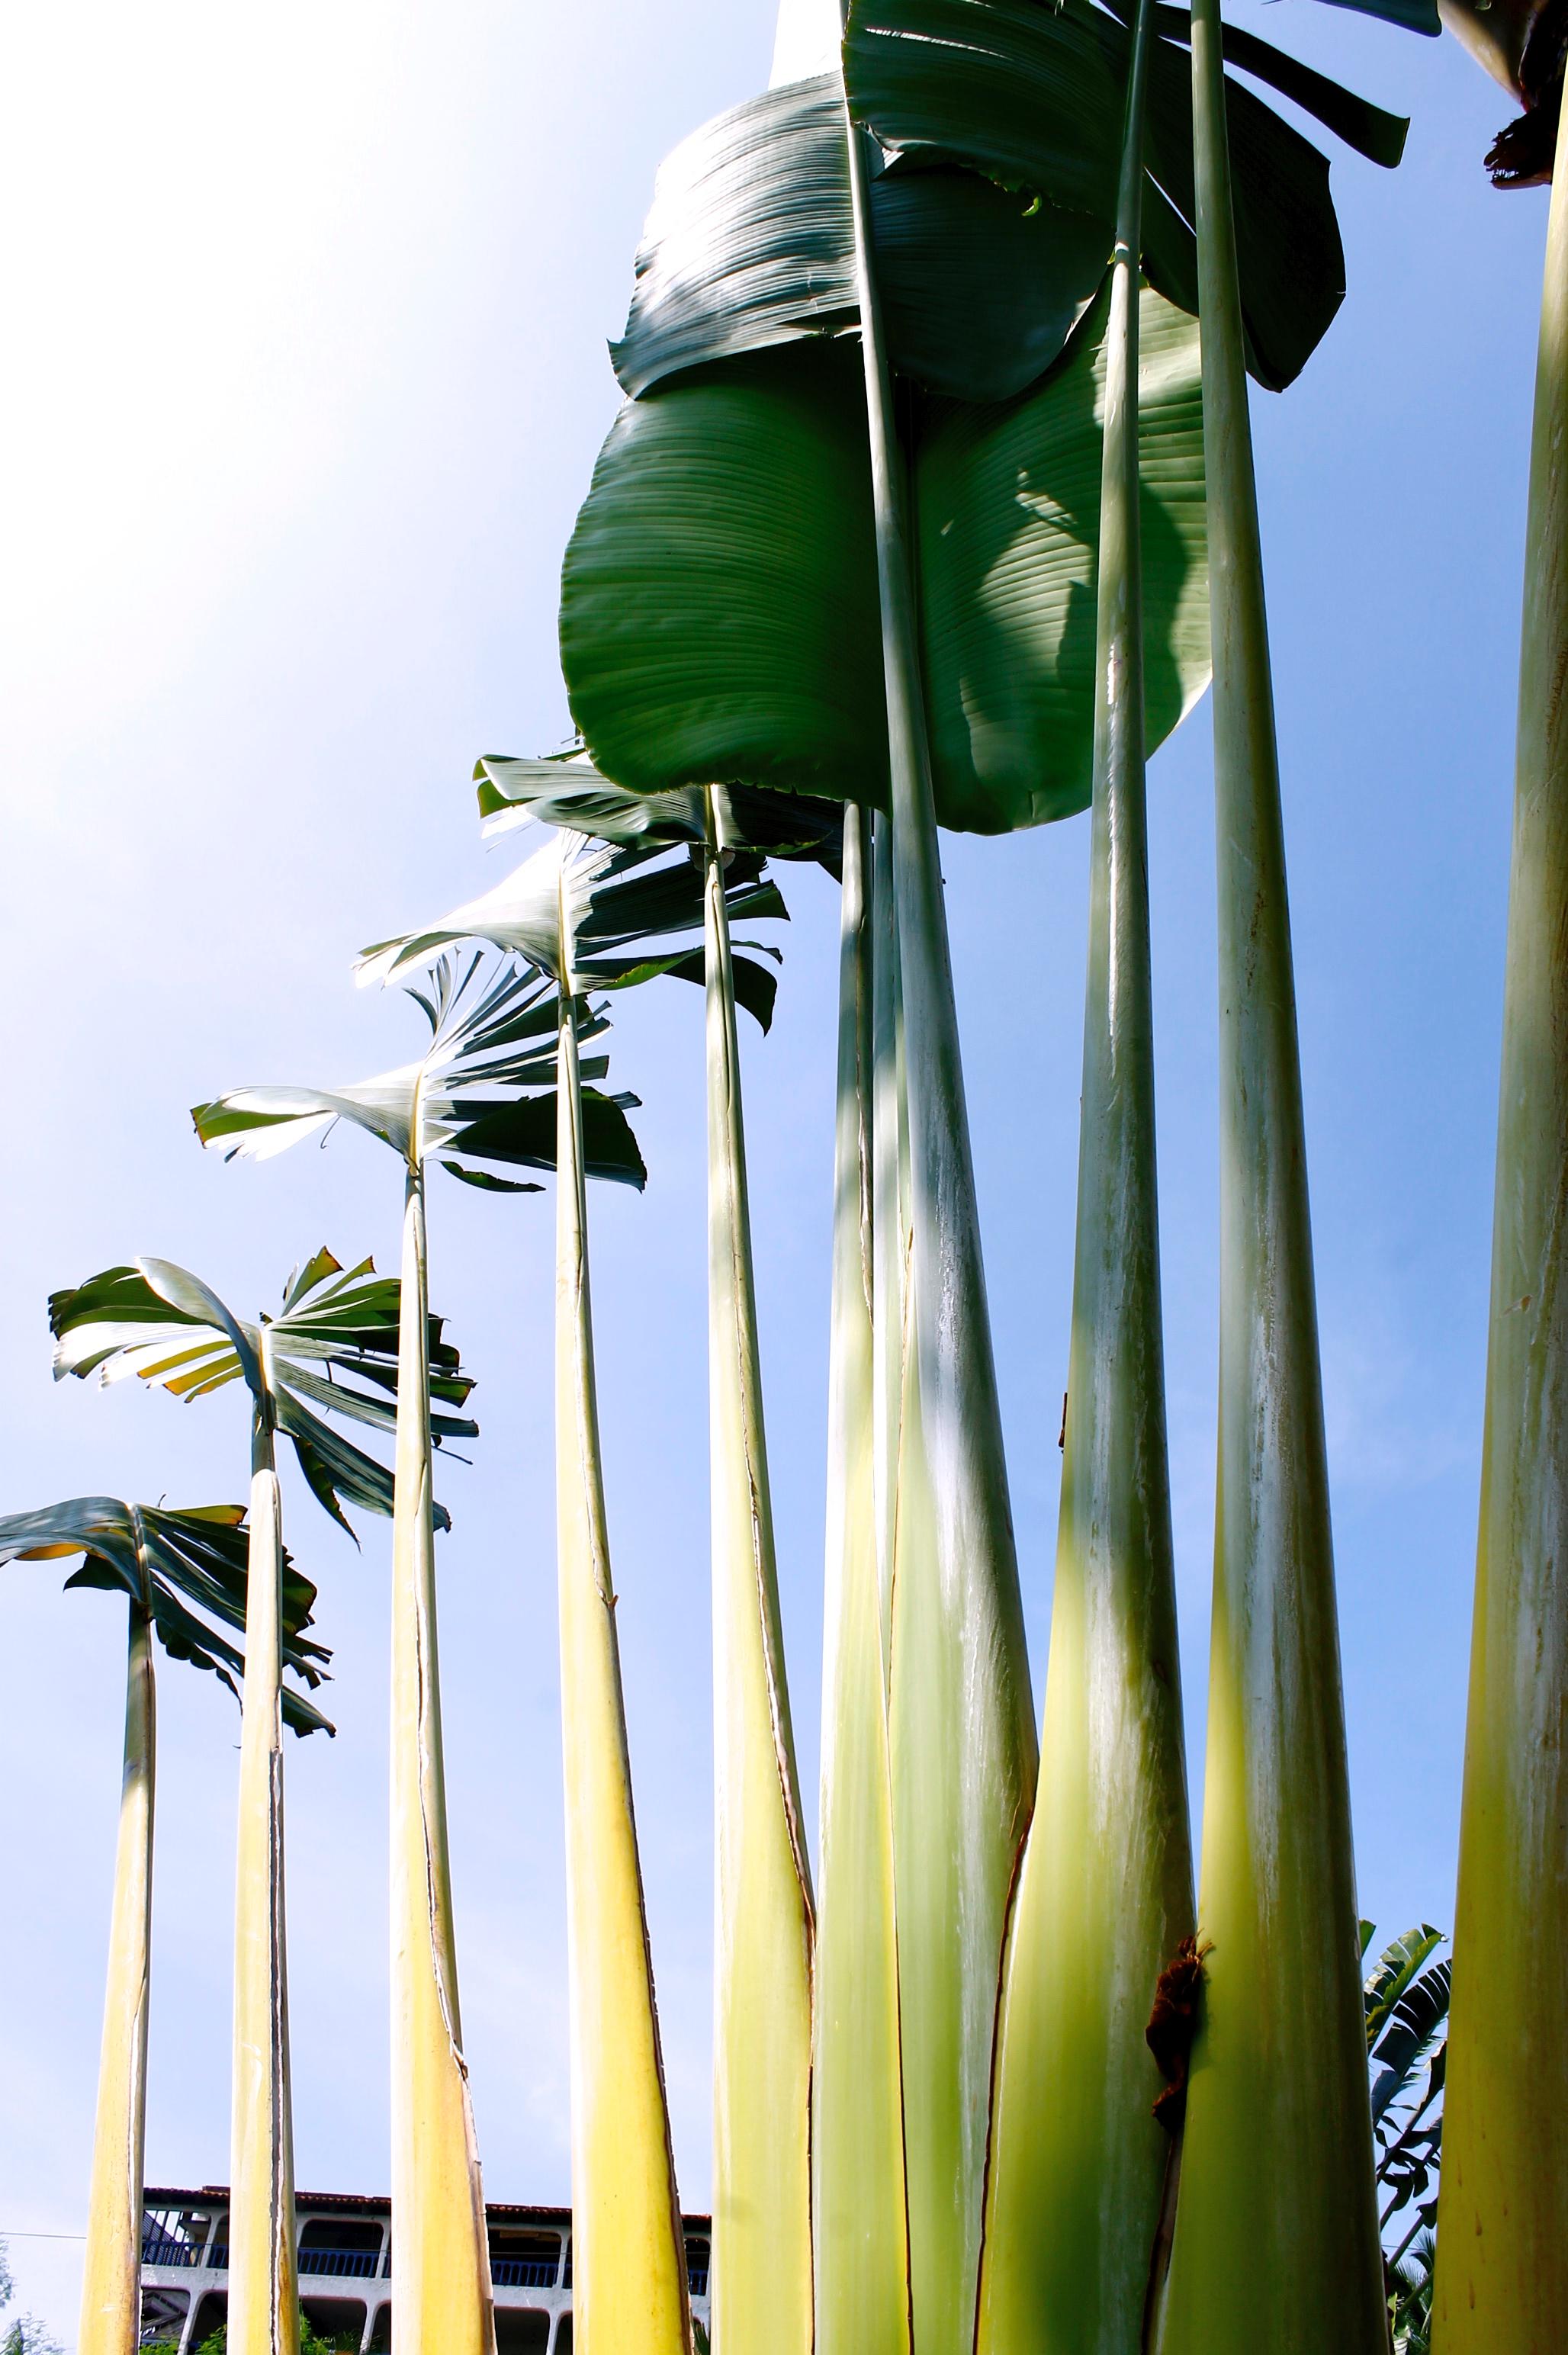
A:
[0,1496,334,1736]
[1364,1923,1444,2049]
[356,827,786,1030]
[474,753,843,873]
[49,1252,476,1539]
[194,950,645,1191]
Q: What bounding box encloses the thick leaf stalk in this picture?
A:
[227,1420,300,2355]
[842,84,1038,2355]
[814,804,911,2355]
[555,998,691,2355]
[704,805,816,2355]
[1155,2,1383,2347]
[389,1169,496,2355]
[976,7,1194,2347]
[78,1594,156,2355]
[1434,89,1568,2355]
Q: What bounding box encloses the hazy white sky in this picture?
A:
[0,1,1544,2339]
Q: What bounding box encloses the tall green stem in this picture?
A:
[814,803,911,2355]
[78,1582,156,2355]
[554,983,691,2355]
[1155,2,1383,2346]
[389,1165,495,2355]
[228,1403,300,2355]
[703,798,815,2355]
[870,808,909,1672]
[842,82,1036,2355]
[1433,92,1568,2355]
[976,9,1194,2346]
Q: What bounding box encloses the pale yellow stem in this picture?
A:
[1155,2,1382,2344]
[79,1593,156,2355]
[704,805,815,2355]
[390,1167,496,2355]
[814,805,911,2355]
[555,991,692,2355]
[228,1418,299,2355]
[1434,91,1568,2355]
[841,77,1036,2355]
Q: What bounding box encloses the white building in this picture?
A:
[139,2187,712,2353]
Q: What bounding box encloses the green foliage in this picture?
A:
[1362,1923,1450,2247]
[193,2322,355,2355]
[358,827,788,1033]
[474,753,844,875]
[195,950,647,1196]
[0,1496,333,1735]
[0,2247,61,2355]
[50,1248,474,1537]
[843,0,1401,390]
[1389,2229,1435,2353]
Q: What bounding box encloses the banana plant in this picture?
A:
[358,828,786,2355]
[191,952,641,2355]
[975,3,1195,2349]
[48,1251,469,2355]
[0,1499,329,2355]
[469,757,831,2355]
[556,1,1406,2347]
[1432,82,1568,2355]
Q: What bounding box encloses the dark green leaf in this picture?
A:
[609,71,1110,405]
[449,1089,649,1191]
[917,281,1208,828]
[0,1496,334,1735]
[1140,5,1409,168]
[845,0,1349,389]
[561,344,889,808]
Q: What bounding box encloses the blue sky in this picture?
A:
[0,0,1542,2337]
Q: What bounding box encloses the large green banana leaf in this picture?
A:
[562,348,888,809]
[612,75,1108,406]
[843,0,1386,391]
[562,288,1206,834]
[919,278,1206,828]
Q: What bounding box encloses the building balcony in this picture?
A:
[139,2186,712,2355]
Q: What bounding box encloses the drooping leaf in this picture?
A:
[844,0,1354,390]
[611,77,857,397]
[474,753,846,873]
[561,346,889,810]
[610,72,1108,406]
[1139,4,1409,168]
[50,1253,474,1538]
[917,280,1208,830]
[564,298,1206,834]
[0,1496,334,1736]
[449,1089,648,1190]
[358,829,788,1028]
[196,952,646,1197]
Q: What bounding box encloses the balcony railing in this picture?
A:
[298,2248,382,2279]
[490,2255,560,2289]
[140,2231,205,2270]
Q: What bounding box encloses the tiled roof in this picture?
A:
[143,2188,712,2230]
